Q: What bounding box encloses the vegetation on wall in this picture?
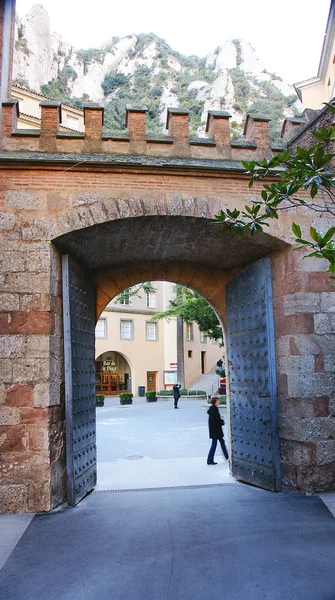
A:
[214,104,335,278]
[152,285,223,341]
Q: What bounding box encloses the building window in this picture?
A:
[186,322,194,341]
[146,321,158,341]
[66,115,79,130]
[200,331,207,343]
[120,319,133,340]
[212,338,219,345]
[146,291,156,308]
[95,318,106,339]
[188,350,193,358]
[119,294,132,306]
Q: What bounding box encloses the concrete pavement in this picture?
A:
[1,396,335,599]
[1,485,335,600]
[96,396,233,490]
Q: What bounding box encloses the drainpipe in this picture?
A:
[0,0,16,136]
[176,316,185,388]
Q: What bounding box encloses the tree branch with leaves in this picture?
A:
[114,282,156,304]
[151,285,223,342]
[214,103,335,278]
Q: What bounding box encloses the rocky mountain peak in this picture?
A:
[13,5,302,142]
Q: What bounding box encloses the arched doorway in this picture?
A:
[95,351,131,395]
[57,212,286,505]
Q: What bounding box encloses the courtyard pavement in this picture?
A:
[1,397,335,599]
[96,396,233,489]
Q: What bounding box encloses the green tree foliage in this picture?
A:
[41,59,79,105]
[229,68,251,113]
[101,72,129,95]
[214,105,335,278]
[151,285,223,341]
[114,282,156,304]
[232,39,243,66]
[103,64,163,134]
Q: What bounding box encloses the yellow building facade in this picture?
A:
[95,282,222,395]
[11,84,84,131]
[295,1,335,108]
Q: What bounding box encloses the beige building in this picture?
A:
[294,1,335,108]
[95,282,222,395]
[11,83,84,131]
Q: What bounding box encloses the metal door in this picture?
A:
[226,257,280,491]
[62,254,97,506]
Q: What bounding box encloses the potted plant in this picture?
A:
[96,394,105,407]
[119,392,133,406]
[215,366,226,378]
[145,390,157,402]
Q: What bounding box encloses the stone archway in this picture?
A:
[1,165,334,512]
[54,209,288,504]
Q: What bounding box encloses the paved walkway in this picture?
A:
[1,485,335,600]
[1,396,335,598]
[96,397,233,490]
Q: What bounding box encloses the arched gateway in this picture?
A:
[0,85,334,511]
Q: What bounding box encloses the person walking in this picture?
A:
[207,396,229,464]
[173,383,181,409]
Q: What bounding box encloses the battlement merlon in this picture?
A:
[280,117,309,142]
[0,100,286,161]
[244,114,271,147]
[206,110,231,145]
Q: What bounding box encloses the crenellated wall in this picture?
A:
[0,100,280,161]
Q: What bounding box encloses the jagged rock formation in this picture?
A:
[13,4,302,142]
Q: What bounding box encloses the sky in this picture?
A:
[16,0,331,84]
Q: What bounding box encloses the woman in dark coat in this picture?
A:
[207,396,229,465]
[173,383,181,409]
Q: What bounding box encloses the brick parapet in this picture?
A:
[284,102,335,153]
[0,102,282,161]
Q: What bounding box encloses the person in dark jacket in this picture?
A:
[207,396,229,465]
[173,383,181,409]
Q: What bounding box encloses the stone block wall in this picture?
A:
[272,248,335,491]
[0,134,334,511]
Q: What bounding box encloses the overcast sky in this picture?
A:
[16,0,331,84]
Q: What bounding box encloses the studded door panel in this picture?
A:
[62,254,97,506]
[226,257,281,491]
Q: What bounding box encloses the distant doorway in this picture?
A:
[201,351,206,374]
[95,351,131,395]
[146,371,157,392]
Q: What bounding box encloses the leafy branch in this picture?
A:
[214,103,335,276]
[292,224,335,279]
[151,285,223,341]
[114,282,156,304]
